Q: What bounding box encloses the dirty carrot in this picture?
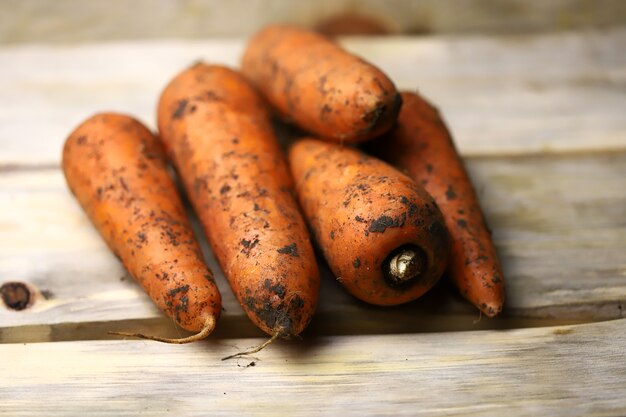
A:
[241,25,402,143]
[369,91,505,317]
[289,138,450,306]
[62,113,221,341]
[157,63,320,339]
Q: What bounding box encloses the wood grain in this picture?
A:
[2,0,626,43]
[0,28,624,416]
[2,152,624,342]
[0,28,625,166]
[1,318,625,416]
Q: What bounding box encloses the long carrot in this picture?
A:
[370,91,505,317]
[289,138,449,306]
[157,63,320,339]
[62,113,221,341]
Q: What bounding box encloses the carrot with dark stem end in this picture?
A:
[62,113,221,342]
[369,91,505,317]
[289,138,449,306]
[242,25,402,143]
[157,63,320,347]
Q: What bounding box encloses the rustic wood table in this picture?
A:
[1,28,625,416]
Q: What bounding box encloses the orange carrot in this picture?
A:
[242,25,401,143]
[62,113,221,341]
[289,138,449,306]
[157,63,320,338]
[370,91,505,317]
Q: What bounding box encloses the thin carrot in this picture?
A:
[62,113,221,340]
[369,91,505,317]
[157,63,320,338]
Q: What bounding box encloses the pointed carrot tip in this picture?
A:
[481,301,503,318]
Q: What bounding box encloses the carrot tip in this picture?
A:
[481,302,504,318]
[108,316,216,344]
[221,332,280,361]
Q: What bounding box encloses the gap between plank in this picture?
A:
[0,313,594,344]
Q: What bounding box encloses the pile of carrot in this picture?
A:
[62,25,505,352]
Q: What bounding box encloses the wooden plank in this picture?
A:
[473,152,626,319]
[2,0,626,43]
[1,318,625,416]
[1,28,625,166]
[1,152,624,342]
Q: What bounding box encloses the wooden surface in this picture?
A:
[3,0,626,43]
[1,28,625,416]
[2,28,626,165]
[2,318,626,417]
[1,152,625,343]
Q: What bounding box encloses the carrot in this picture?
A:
[241,25,402,143]
[369,91,505,317]
[157,64,270,157]
[289,138,449,306]
[62,113,221,342]
[157,63,320,339]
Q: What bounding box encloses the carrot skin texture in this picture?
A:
[157,64,320,337]
[242,25,402,143]
[158,64,271,156]
[289,138,449,306]
[370,92,505,317]
[62,113,221,332]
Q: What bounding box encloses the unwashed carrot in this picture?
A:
[62,113,221,341]
[289,138,449,306]
[157,63,320,339]
[241,25,402,143]
[370,91,505,317]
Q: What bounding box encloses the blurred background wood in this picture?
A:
[1,0,626,44]
[2,29,625,166]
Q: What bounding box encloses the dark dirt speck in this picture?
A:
[368,214,405,233]
[172,99,188,119]
[240,238,260,257]
[277,243,298,257]
[445,185,457,200]
[243,296,293,334]
[167,284,189,298]
[263,279,286,298]
[399,196,418,217]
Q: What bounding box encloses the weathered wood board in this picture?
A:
[3,0,626,43]
[1,151,624,342]
[1,27,625,416]
[1,318,625,417]
[1,28,625,166]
